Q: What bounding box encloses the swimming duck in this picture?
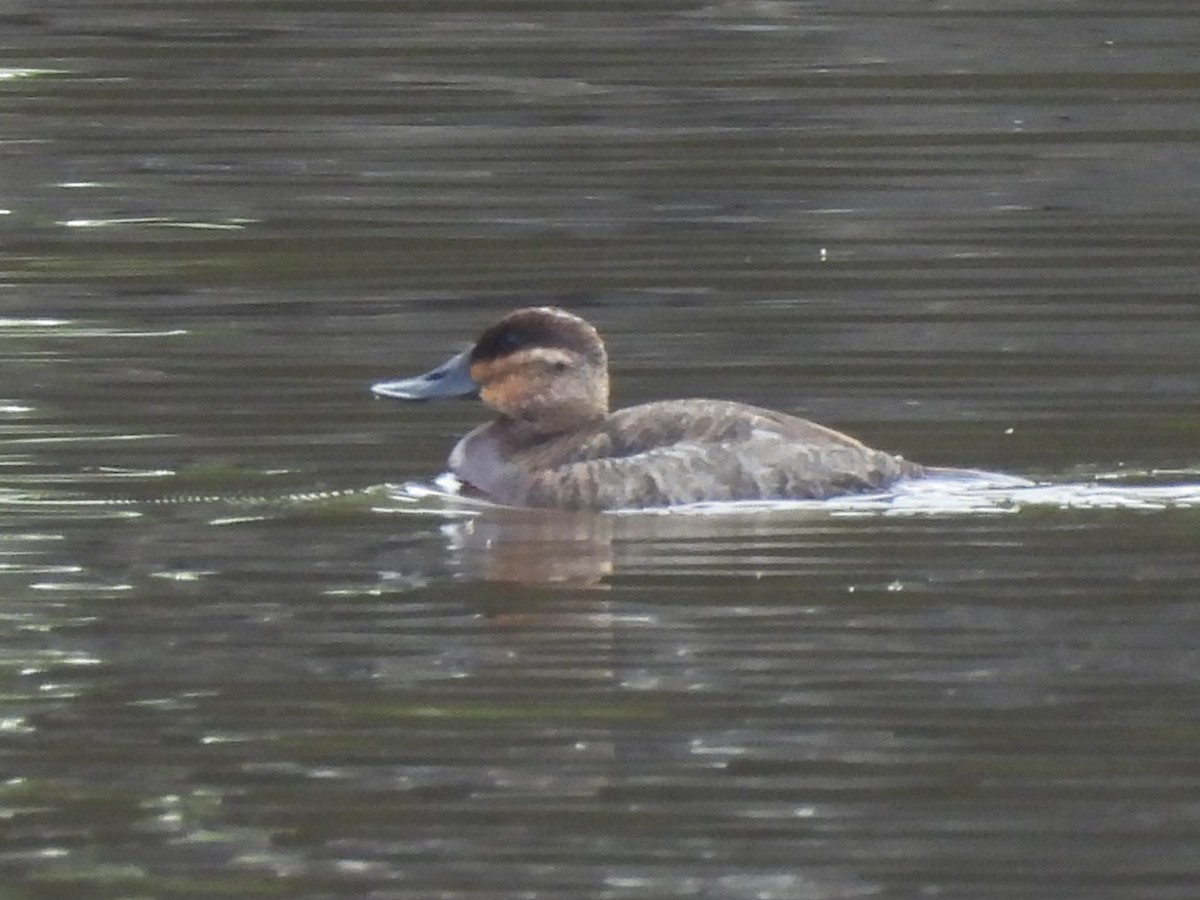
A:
[372,306,931,510]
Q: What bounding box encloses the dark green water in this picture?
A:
[3,2,1200,898]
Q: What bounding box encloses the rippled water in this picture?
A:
[3,1,1200,898]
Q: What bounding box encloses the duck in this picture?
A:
[371,306,940,511]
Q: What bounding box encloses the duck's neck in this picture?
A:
[498,407,606,443]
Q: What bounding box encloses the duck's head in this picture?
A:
[372,306,610,436]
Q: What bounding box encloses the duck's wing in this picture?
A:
[513,400,920,510]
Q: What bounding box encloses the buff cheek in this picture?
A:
[473,354,553,416]
[480,371,545,416]
[468,359,496,386]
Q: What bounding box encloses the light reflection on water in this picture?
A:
[362,471,1200,587]
[4,477,1200,897]
[3,0,1200,897]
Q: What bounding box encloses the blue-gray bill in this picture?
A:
[371,348,478,401]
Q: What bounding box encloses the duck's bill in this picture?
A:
[371,348,478,401]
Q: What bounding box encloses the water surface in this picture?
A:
[3,1,1200,898]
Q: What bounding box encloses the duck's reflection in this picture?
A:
[425,501,847,587]
[418,508,723,698]
[439,508,615,586]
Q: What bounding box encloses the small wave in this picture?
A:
[383,470,1200,518]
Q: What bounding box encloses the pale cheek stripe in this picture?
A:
[478,348,574,380]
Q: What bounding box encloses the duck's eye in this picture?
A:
[551,359,569,373]
[496,329,530,353]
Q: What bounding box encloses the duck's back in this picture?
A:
[453,399,923,510]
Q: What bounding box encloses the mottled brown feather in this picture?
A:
[450,399,923,510]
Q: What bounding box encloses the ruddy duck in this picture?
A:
[372,306,935,510]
